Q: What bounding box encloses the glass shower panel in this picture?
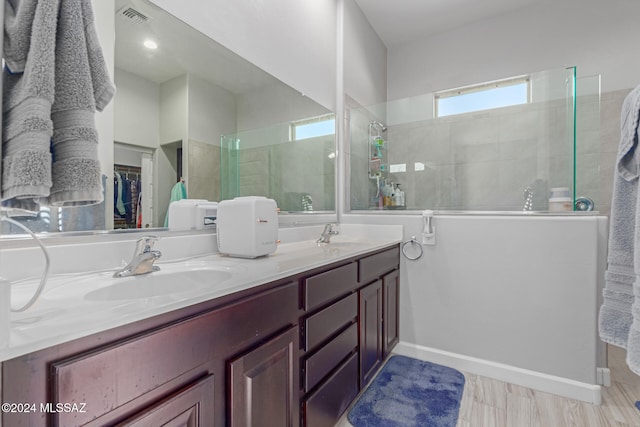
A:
[220,135,240,201]
[220,114,336,212]
[349,67,577,212]
[574,74,601,212]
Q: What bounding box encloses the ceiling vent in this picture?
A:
[117,6,152,25]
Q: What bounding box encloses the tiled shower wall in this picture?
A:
[231,136,336,212]
[351,99,572,211]
[350,88,630,214]
[187,139,221,203]
[581,88,630,217]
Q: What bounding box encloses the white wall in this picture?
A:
[343,0,387,106]
[148,0,337,111]
[160,75,188,145]
[187,75,237,144]
[344,213,607,402]
[387,0,640,100]
[114,68,160,148]
[185,75,236,202]
[236,83,331,132]
[113,145,143,167]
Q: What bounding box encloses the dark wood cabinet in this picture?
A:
[3,281,299,427]
[357,246,400,388]
[383,269,400,357]
[300,263,359,427]
[1,244,400,427]
[229,327,299,427]
[299,246,400,427]
[359,279,383,387]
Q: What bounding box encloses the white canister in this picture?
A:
[549,187,571,198]
[549,197,573,212]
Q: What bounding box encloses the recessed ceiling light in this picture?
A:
[143,39,158,50]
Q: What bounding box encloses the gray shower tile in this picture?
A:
[499,139,537,161]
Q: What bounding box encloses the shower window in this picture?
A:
[435,76,530,118]
[290,114,336,141]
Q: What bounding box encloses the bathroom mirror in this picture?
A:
[1,0,336,235]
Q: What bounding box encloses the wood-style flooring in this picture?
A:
[336,345,640,426]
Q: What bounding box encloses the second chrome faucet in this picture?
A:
[113,237,162,278]
[317,223,339,244]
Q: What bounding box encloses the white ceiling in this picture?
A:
[353,0,540,47]
[114,0,278,93]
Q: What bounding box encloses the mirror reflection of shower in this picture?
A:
[368,121,386,208]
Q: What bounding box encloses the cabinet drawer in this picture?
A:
[303,322,357,393]
[358,246,399,285]
[304,293,357,352]
[304,263,357,311]
[303,352,359,427]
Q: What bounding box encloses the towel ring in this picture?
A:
[402,236,423,261]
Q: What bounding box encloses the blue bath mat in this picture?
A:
[348,355,465,427]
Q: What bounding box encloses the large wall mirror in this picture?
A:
[1,0,336,235]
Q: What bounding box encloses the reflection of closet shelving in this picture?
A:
[114,164,141,229]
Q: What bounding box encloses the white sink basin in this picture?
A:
[84,269,233,301]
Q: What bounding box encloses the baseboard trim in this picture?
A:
[393,341,602,405]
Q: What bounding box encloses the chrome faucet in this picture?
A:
[113,237,162,278]
[317,223,339,244]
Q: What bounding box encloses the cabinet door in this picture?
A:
[229,327,299,427]
[383,269,400,356]
[117,374,215,427]
[359,280,383,387]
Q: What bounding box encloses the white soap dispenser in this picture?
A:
[396,184,405,207]
[422,210,435,245]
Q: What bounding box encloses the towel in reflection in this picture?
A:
[2,0,115,212]
[164,181,188,227]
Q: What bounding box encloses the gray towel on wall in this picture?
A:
[1,0,115,211]
[2,0,58,211]
[628,138,640,375]
[598,84,640,376]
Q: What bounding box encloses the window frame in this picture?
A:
[434,75,531,118]
[289,114,335,142]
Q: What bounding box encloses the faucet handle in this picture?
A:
[330,223,340,235]
[135,236,158,254]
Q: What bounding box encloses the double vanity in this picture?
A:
[0,224,402,426]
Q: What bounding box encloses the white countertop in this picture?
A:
[0,224,402,361]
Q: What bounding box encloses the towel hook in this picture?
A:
[402,236,423,261]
